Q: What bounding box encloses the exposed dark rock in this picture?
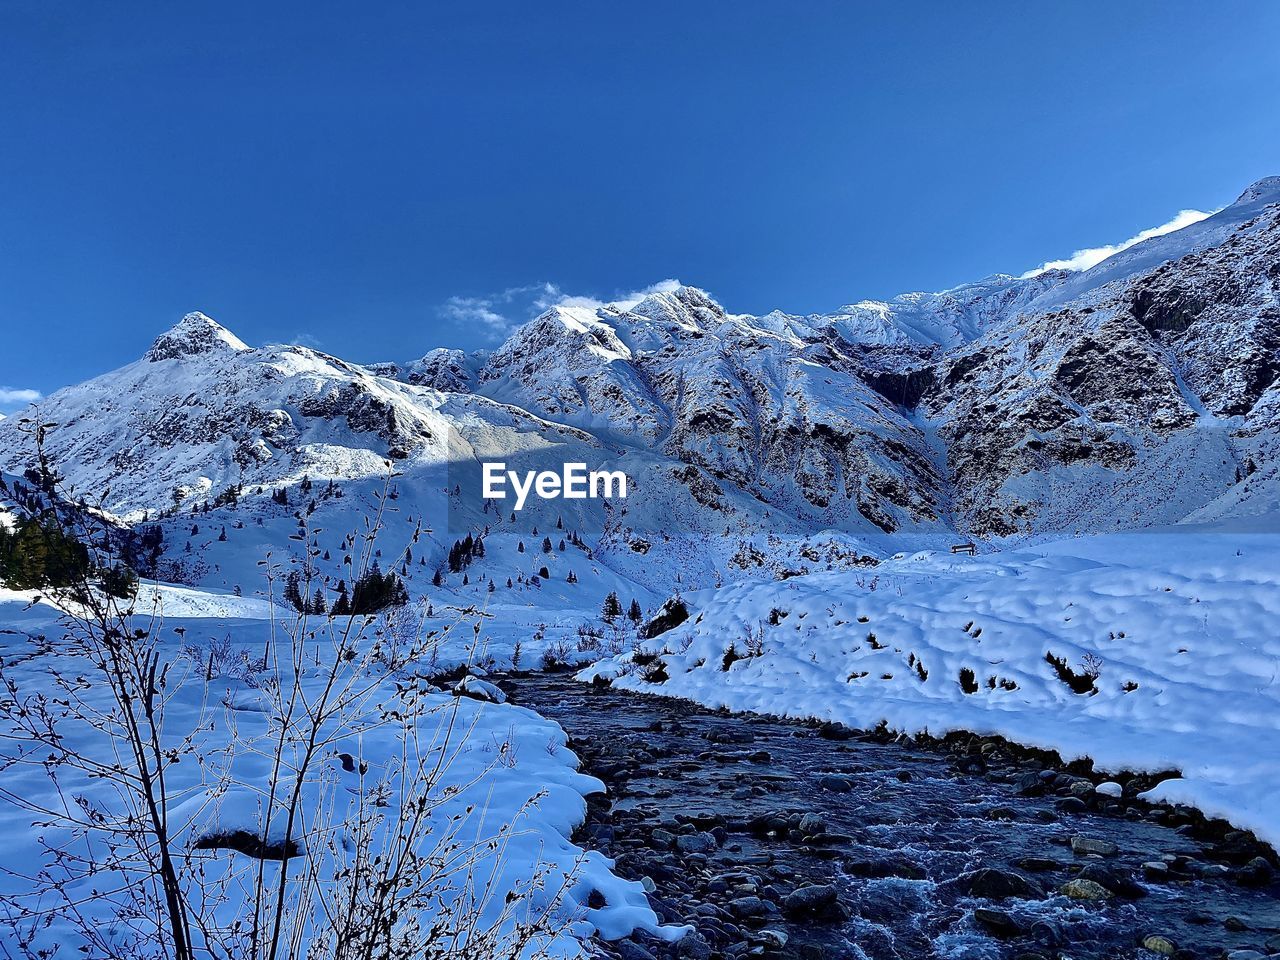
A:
[193,829,300,861]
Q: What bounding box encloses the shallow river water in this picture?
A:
[503,672,1280,960]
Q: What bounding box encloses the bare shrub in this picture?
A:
[0,425,584,960]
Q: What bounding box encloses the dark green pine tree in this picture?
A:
[282,571,305,612]
[331,580,351,616]
[601,590,622,622]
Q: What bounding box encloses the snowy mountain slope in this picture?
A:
[0,177,1276,578]
[731,177,1278,355]
[824,268,1072,347]
[1021,175,1280,316]
[0,312,913,645]
[925,194,1280,535]
[369,346,488,393]
[471,287,946,532]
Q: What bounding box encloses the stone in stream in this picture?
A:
[615,941,657,960]
[953,868,1044,900]
[1070,835,1118,857]
[674,933,712,959]
[843,853,927,880]
[1067,779,1095,798]
[753,929,788,949]
[1029,920,1062,948]
[797,812,825,835]
[1058,878,1114,900]
[1141,934,1178,955]
[1142,860,1171,881]
[817,774,853,792]
[726,896,775,919]
[1236,856,1275,887]
[1015,770,1048,796]
[1076,862,1145,898]
[817,721,855,741]
[973,907,1023,938]
[781,883,848,922]
[651,828,676,848]
[675,832,718,854]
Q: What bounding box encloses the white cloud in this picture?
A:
[1021,209,1217,278]
[440,279,685,341]
[439,283,560,341]
[610,278,684,311]
[0,387,41,414]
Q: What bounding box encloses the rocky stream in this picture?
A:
[499,672,1280,960]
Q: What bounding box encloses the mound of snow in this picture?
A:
[585,531,1280,847]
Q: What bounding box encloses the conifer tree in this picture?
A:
[601,590,622,621]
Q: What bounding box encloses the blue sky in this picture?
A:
[2,1,1279,410]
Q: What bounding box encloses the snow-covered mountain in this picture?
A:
[1,176,1277,581]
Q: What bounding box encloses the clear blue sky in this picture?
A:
[2,1,1279,408]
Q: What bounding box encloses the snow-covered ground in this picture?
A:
[585,530,1280,848]
[0,586,684,957]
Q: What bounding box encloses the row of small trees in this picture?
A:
[446,533,485,572]
[280,563,410,617]
[0,506,140,599]
[600,591,643,624]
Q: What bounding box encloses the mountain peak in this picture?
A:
[1234,175,1280,207]
[626,284,725,328]
[146,312,250,362]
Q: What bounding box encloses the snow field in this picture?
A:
[585,531,1280,848]
[0,588,685,956]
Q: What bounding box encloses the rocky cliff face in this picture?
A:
[923,187,1280,534]
[472,287,944,532]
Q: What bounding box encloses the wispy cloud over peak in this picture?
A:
[439,284,560,341]
[0,387,41,414]
[1021,208,1217,278]
[439,279,686,341]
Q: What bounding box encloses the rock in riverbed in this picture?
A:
[782,884,848,922]
[1070,835,1118,857]
[1059,878,1114,900]
[954,868,1043,900]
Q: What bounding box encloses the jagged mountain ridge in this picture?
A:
[1,177,1278,559]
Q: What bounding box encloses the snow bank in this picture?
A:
[0,589,684,957]
[585,531,1280,847]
